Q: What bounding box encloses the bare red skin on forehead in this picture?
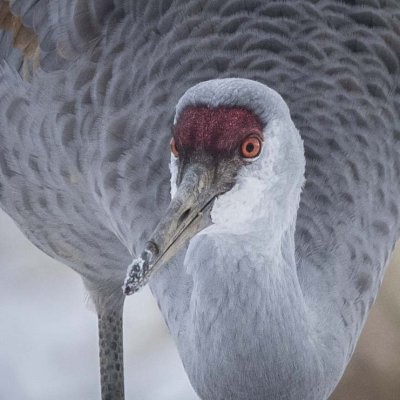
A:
[173,106,263,157]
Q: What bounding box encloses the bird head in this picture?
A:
[124,78,305,294]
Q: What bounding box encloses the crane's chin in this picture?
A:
[123,198,214,295]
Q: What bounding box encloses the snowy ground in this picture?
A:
[0,210,198,400]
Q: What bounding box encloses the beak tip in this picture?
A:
[123,256,151,296]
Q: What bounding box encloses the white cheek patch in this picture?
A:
[169,154,178,199]
[211,175,266,234]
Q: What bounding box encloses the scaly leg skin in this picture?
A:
[98,306,125,400]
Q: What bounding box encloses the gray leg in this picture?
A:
[98,305,125,400]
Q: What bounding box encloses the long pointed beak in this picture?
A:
[124,163,215,295]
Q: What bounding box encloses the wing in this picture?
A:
[0,0,133,305]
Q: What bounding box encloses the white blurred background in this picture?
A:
[0,208,399,400]
[0,210,198,400]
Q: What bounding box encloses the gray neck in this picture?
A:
[172,223,343,400]
[98,304,125,400]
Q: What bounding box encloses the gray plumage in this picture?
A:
[0,1,399,399]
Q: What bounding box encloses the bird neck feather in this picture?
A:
[177,221,340,400]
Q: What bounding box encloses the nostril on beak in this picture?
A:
[178,208,191,225]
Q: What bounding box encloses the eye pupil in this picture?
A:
[246,143,254,153]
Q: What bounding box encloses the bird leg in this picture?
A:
[98,305,125,400]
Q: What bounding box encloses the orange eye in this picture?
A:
[170,137,179,157]
[240,136,262,158]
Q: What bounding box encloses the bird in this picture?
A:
[0,1,399,399]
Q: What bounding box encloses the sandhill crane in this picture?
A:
[0,1,399,399]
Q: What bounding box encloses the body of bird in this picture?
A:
[0,1,399,399]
